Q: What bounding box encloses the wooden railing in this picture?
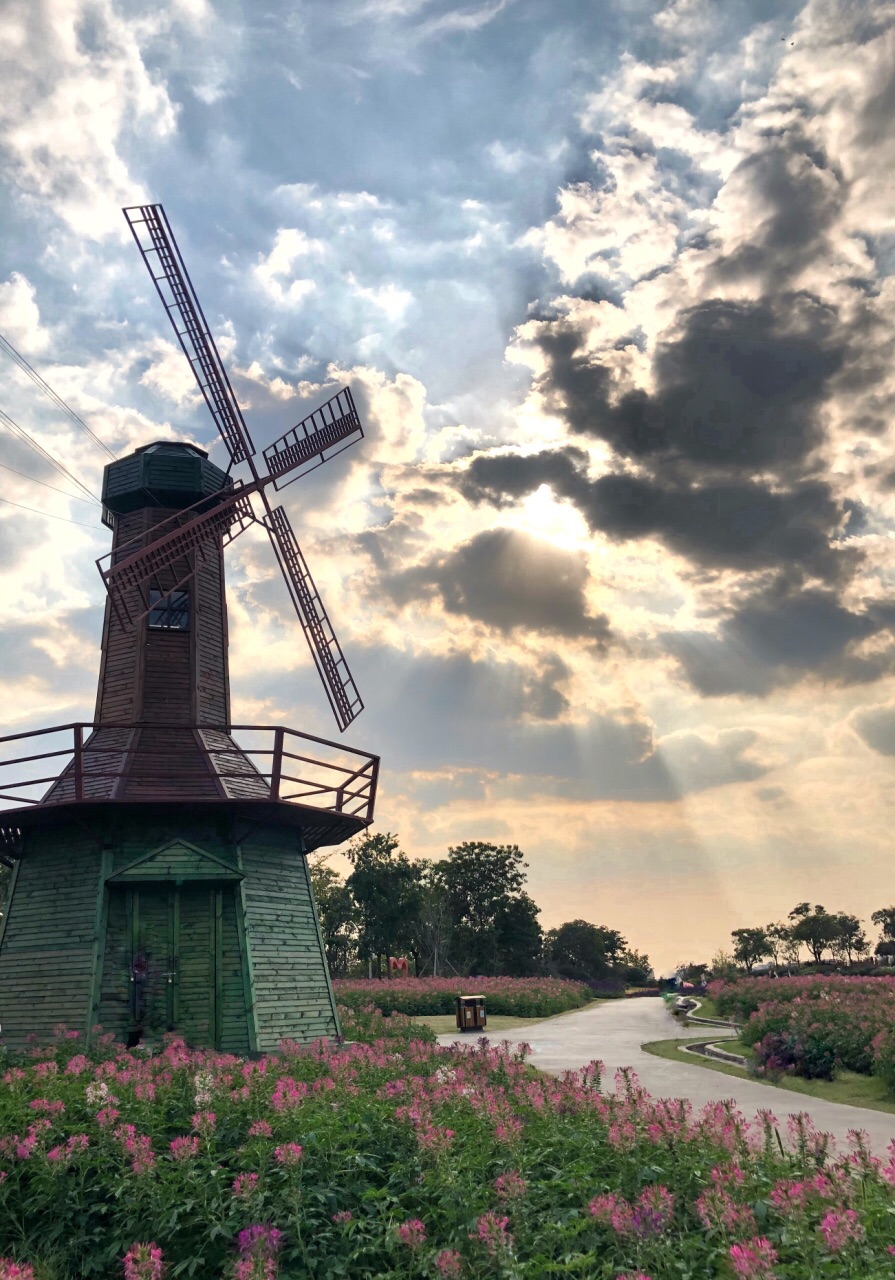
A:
[0,722,379,823]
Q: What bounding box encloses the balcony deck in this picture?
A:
[0,721,378,860]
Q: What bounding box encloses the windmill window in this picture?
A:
[148,589,190,631]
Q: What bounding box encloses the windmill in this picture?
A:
[0,205,379,1054]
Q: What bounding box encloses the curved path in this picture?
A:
[438,998,895,1154]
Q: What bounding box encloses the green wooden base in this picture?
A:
[0,813,340,1054]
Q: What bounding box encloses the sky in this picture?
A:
[1,0,894,974]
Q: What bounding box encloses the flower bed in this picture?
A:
[710,976,895,1086]
[1,1021,895,1277]
[332,975,595,1018]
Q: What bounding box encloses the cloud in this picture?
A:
[664,584,890,696]
[536,294,844,476]
[850,701,895,756]
[381,526,612,644]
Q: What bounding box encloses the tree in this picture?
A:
[765,922,798,968]
[872,907,895,943]
[413,865,454,977]
[545,920,627,982]
[308,861,358,978]
[730,927,770,974]
[620,948,654,986]
[438,842,535,975]
[830,913,868,966]
[345,833,424,977]
[494,893,543,976]
[676,961,709,984]
[709,950,738,982]
[788,903,839,965]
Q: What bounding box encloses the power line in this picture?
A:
[0,408,99,503]
[0,495,101,529]
[0,460,100,504]
[0,330,116,459]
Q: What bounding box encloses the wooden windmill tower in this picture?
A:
[0,205,378,1053]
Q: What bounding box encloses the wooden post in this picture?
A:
[270,727,284,800]
[73,724,84,800]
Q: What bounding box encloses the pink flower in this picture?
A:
[122,1242,164,1280]
[46,1146,65,1163]
[64,1055,89,1076]
[169,1136,200,1161]
[434,1249,463,1277]
[273,1143,303,1166]
[191,1111,216,1133]
[818,1209,865,1252]
[494,1170,526,1200]
[588,1193,619,1224]
[396,1219,426,1249]
[248,1120,273,1138]
[728,1238,778,1279]
[632,1185,674,1236]
[471,1212,513,1256]
[96,1108,120,1128]
[236,1223,282,1278]
[0,1259,36,1279]
[331,1210,353,1224]
[28,1099,65,1115]
[66,1134,90,1154]
[233,1173,260,1198]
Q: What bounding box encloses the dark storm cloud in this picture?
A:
[538,294,843,476]
[460,449,858,584]
[382,526,612,645]
[710,138,844,285]
[663,585,890,697]
[850,704,895,756]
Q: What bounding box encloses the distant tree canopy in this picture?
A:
[307,832,652,983]
[707,901,883,979]
[544,920,627,983]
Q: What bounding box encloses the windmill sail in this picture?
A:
[265,506,363,732]
[263,387,363,489]
[101,489,256,627]
[123,204,255,466]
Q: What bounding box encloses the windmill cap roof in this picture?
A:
[133,440,209,458]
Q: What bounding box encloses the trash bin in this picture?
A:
[456,994,487,1032]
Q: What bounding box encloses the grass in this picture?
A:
[410,1002,607,1036]
[642,1035,895,1116]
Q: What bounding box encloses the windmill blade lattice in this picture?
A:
[264,387,363,490]
[265,505,363,732]
[101,488,256,627]
[123,204,255,466]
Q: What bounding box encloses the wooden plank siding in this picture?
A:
[0,828,102,1047]
[195,539,229,726]
[239,827,339,1051]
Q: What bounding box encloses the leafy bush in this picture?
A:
[2,1026,895,1278]
[332,975,594,1018]
[710,976,895,1085]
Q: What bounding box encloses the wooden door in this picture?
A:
[99,884,220,1047]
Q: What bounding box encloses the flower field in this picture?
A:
[1,1013,895,1277]
[710,976,895,1087]
[331,975,595,1018]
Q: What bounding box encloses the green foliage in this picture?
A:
[544,920,626,982]
[344,833,424,973]
[332,975,594,1018]
[308,860,358,978]
[437,841,539,975]
[730,927,770,973]
[788,903,840,964]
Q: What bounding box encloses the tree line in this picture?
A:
[310,833,653,984]
[678,902,895,980]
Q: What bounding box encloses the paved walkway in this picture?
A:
[438,998,895,1154]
